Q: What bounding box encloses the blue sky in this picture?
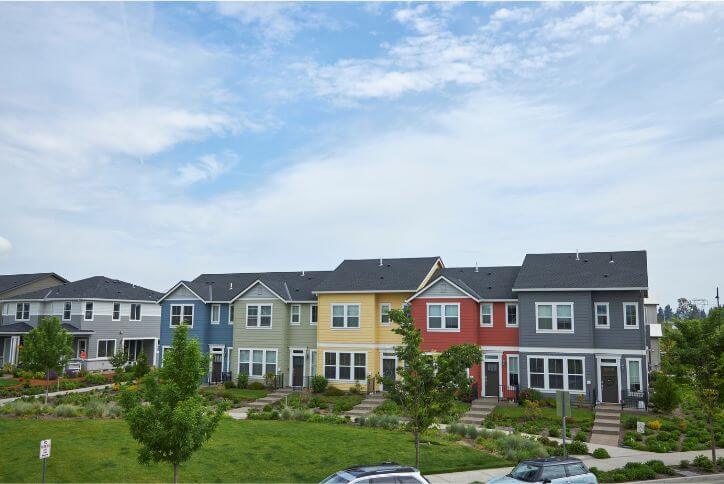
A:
[0,2,723,308]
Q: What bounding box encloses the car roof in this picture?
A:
[523,457,584,466]
[342,462,419,478]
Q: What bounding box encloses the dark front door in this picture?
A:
[292,355,304,387]
[211,355,222,383]
[485,362,499,397]
[601,365,619,403]
[382,357,396,390]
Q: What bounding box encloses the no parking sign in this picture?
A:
[39,439,51,459]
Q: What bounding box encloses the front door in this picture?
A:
[211,354,222,383]
[292,355,304,387]
[485,362,499,397]
[601,365,619,403]
[77,339,87,359]
[381,357,396,390]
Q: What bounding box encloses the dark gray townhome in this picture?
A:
[514,251,649,406]
[0,276,162,370]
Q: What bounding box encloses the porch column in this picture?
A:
[9,336,20,364]
[152,338,158,367]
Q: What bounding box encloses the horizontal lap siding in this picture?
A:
[518,292,594,349]
[231,298,288,380]
[480,302,519,347]
[412,297,478,350]
[592,291,646,350]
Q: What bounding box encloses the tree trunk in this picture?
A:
[45,369,50,404]
[173,463,178,484]
[707,412,717,471]
[414,430,420,468]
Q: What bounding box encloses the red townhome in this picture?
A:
[408,266,520,399]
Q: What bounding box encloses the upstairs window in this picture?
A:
[380,303,391,325]
[229,305,234,324]
[310,304,318,325]
[130,303,141,321]
[170,304,194,327]
[210,304,220,324]
[15,303,29,321]
[290,304,301,325]
[246,304,272,328]
[480,303,493,327]
[112,302,120,321]
[63,301,72,321]
[427,303,459,331]
[624,302,639,328]
[331,304,360,328]
[84,302,94,321]
[595,303,609,328]
[536,303,574,333]
[506,303,518,327]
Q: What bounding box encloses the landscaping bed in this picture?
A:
[0,389,123,418]
[272,389,365,414]
[483,404,594,439]
[590,456,723,483]
[375,398,470,424]
[200,386,267,407]
[0,372,114,398]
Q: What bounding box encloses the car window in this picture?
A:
[539,465,567,481]
[320,473,351,484]
[565,463,588,476]
[395,476,425,483]
[508,463,540,482]
[355,477,397,484]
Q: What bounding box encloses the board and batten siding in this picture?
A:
[416,279,469,298]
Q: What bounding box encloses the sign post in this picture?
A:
[556,390,571,457]
[39,439,51,483]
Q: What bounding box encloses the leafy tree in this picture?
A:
[675,298,701,320]
[384,307,482,467]
[663,304,673,321]
[18,316,73,404]
[663,308,723,470]
[133,351,150,380]
[120,326,224,483]
[109,349,128,373]
[657,307,665,322]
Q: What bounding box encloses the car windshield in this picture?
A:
[320,472,352,484]
[507,463,540,482]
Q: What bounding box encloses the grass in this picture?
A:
[279,392,364,413]
[200,387,267,406]
[375,399,470,423]
[0,378,20,388]
[0,418,509,482]
[484,405,594,436]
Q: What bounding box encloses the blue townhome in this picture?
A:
[513,251,650,406]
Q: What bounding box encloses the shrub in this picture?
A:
[248,381,266,390]
[358,414,400,430]
[264,372,277,389]
[693,455,714,472]
[680,459,689,468]
[349,383,362,394]
[523,400,542,421]
[718,457,724,468]
[237,373,248,389]
[498,433,549,461]
[645,460,675,475]
[311,375,328,393]
[622,462,656,481]
[649,373,681,413]
[106,402,123,418]
[548,427,561,438]
[448,422,467,437]
[84,373,107,385]
[332,400,355,413]
[647,420,662,430]
[84,400,107,417]
[573,430,587,441]
[567,440,588,455]
[223,380,236,389]
[54,404,81,417]
[324,385,345,397]
[1,400,49,416]
[518,388,542,403]
[133,353,150,379]
[465,425,480,440]
[59,380,82,391]
[592,448,610,459]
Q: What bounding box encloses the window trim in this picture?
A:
[229,304,234,325]
[84,301,94,321]
[595,302,610,328]
[426,302,460,332]
[111,302,120,321]
[290,304,301,326]
[535,302,574,333]
[130,303,142,322]
[380,303,391,326]
[245,303,273,329]
[310,304,317,326]
[505,303,518,327]
[526,355,586,394]
[625,357,643,392]
[323,350,367,382]
[63,301,73,321]
[623,302,639,329]
[210,304,220,325]
[506,354,520,390]
[330,303,361,329]
[480,303,493,327]
[96,339,116,359]
[237,347,278,378]
[15,302,30,321]
[169,304,194,328]
[160,345,171,368]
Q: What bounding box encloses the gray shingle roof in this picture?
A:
[513,251,648,290]
[315,257,441,292]
[437,266,521,300]
[0,322,33,334]
[4,276,162,301]
[184,271,333,302]
[0,273,67,295]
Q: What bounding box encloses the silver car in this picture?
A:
[320,462,430,484]
[488,457,598,484]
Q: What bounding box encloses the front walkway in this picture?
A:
[0,383,112,406]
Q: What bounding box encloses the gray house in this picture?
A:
[0,273,68,300]
[514,251,649,406]
[0,276,162,371]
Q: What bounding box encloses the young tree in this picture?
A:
[385,307,483,467]
[120,326,225,483]
[18,316,74,404]
[109,349,128,373]
[663,308,723,469]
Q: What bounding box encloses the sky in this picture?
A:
[0,2,723,308]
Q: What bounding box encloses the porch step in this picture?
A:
[589,404,622,445]
[343,393,387,418]
[458,398,496,425]
[247,387,293,410]
[591,425,620,436]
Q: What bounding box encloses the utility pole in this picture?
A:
[715,287,720,308]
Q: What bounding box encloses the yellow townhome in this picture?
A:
[314,257,442,390]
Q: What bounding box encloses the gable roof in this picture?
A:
[0,273,68,295]
[513,250,648,291]
[4,276,162,302]
[315,257,441,293]
[410,266,521,301]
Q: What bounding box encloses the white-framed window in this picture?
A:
[229,305,234,325]
[112,302,120,321]
[84,302,94,321]
[427,303,460,331]
[290,304,301,325]
[97,339,116,358]
[310,349,317,375]
[246,304,272,328]
[63,301,72,321]
[238,348,277,377]
[160,346,172,367]
[505,303,518,327]
[527,355,586,392]
[15,302,30,321]
[380,303,391,325]
[210,304,220,324]
[130,303,141,321]
[624,302,639,329]
[480,303,493,327]
[595,302,610,328]
[535,303,574,333]
[331,304,360,329]
[310,304,318,325]
[170,304,194,327]
[626,358,642,392]
[507,354,519,388]
[323,351,367,381]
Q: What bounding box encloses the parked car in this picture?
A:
[320,462,430,484]
[488,457,598,484]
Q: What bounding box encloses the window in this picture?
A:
[63,301,72,321]
[566,463,588,477]
[323,351,367,381]
[507,355,519,388]
[238,348,277,377]
[211,304,220,324]
[229,305,234,324]
[124,340,142,362]
[310,349,317,376]
[539,465,567,481]
[160,346,172,367]
[624,302,639,328]
[427,303,459,331]
[627,359,642,392]
[505,303,518,327]
[15,303,30,321]
[97,339,116,358]
[84,302,94,321]
[380,303,391,325]
[246,304,272,328]
[527,356,586,392]
[170,304,194,327]
[535,303,574,332]
[548,358,564,389]
[595,302,610,328]
[112,302,120,321]
[290,304,301,325]
[480,303,493,327]
[331,304,360,328]
[568,359,584,391]
[130,303,141,321]
[310,304,318,325]
[529,357,545,389]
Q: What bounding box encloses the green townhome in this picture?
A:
[230,271,330,388]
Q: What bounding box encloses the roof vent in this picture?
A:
[229,282,233,290]
[488,286,492,290]
[575,249,580,261]
[474,262,479,273]
[609,254,615,264]
[604,274,609,278]
[488,272,492,276]
[379,257,383,267]
[301,270,305,276]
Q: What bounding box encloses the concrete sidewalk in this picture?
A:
[0,383,112,406]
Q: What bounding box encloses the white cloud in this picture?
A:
[174,153,238,186]
[0,236,11,255]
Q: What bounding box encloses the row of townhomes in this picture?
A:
[0,250,660,405]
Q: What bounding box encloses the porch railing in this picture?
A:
[499,384,519,402]
[621,389,648,410]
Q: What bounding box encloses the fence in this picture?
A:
[621,389,648,410]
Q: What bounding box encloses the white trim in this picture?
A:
[330,303,361,329]
[169,304,194,328]
[315,290,416,294]
[208,345,225,383]
[479,302,493,327]
[76,338,88,358]
[245,303,273,329]
[310,304,317,325]
[226,347,232,372]
[157,281,206,303]
[479,299,518,302]
[63,301,73,321]
[522,347,646,355]
[83,301,94,321]
[513,287,648,292]
[290,304,301,326]
[406,275,478,302]
[237,347,278,378]
[480,345,520,352]
[210,304,220,324]
[14,302,30,321]
[288,347,306,387]
[595,302,610,329]
[623,302,640,329]
[96,338,116,359]
[229,304,234,325]
[526,355,586,394]
[505,303,518,327]
[111,302,120,321]
[379,303,391,326]
[229,280,288,304]
[426,302,460,332]
[481,352,503,397]
[625,357,643,392]
[160,345,171,367]
[534,302,574,333]
[597,356,621,403]
[317,342,398,350]
[506,353,520,390]
[379,352,398,391]
[130,303,142,322]
[322,350,368,382]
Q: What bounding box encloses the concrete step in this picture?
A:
[460,417,484,425]
[593,420,620,430]
[464,410,492,418]
[595,415,621,424]
[591,425,620,436]
[590,434,620,446]
[595,410,621,418]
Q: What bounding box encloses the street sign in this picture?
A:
[39,440,51,459]
[555,390,571,418]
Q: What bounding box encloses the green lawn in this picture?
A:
[200,387,267,407]
[0,378,19,388]
[0,418,508,482]
[375,399,471,424]
[278,392,364,413]
[484,405,594,436]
